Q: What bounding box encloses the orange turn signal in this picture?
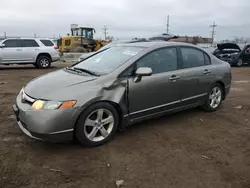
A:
[59,100,77,109]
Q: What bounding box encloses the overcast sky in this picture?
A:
[0,0,249,41]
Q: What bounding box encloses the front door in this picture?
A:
[1,39,23,63]
[128,47,182,120]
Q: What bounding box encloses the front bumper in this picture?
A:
[12,93,76,142]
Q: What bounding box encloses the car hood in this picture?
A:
[24,69,97,99]
[217,43,241,51]
[79,52,95,60]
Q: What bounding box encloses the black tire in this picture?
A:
[36,56,51,68]
[202,83,223,112]
[75,102,119,147]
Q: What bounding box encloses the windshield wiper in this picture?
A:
[66,67,100,76]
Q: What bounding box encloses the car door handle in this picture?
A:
[169,75,180,81]
[203,69,212,74]
[16,49,22,51]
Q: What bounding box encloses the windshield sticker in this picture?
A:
[123,51,138,56]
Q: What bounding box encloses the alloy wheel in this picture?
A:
[40,58,49,67]
[84,109,114,142]
[209,86,222,109]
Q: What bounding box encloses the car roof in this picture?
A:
[117,41,202,49]
[4,38,52,40]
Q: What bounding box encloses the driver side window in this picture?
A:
[3,39,22,48]
[136,47,178,74]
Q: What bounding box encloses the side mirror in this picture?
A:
[0,43,5,48]
[135,67,152,76]
[134,67,152,82]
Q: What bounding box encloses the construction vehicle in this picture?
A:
[57,26,110,53]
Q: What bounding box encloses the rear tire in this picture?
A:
[75,102,119,147]
[36,56,51,68]
[202,83,223,112]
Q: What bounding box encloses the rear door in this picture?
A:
[20,39,40,62]
[127,47,183,120]
[1,39,23,62]
[178,46,215,105]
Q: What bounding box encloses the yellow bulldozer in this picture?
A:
[57,26,110,53]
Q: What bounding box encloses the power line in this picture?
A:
[103,26,108,40]
[210,21,217,46]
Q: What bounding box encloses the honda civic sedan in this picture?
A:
[13,41,232,147]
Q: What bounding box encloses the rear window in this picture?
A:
[40,40,54,46]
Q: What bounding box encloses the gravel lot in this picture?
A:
[0,62,250,188]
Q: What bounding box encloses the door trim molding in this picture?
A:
[129,100,181,116]
[181,93,207,102]
[124,93,207,117]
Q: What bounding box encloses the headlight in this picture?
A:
[32,100,76,110]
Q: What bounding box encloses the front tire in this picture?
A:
[36,56,51,68]
[75,102,119,147]
[202,83,223,112]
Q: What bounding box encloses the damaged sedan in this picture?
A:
[13,41,231,147]
[213,43,250,67]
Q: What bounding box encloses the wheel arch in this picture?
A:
[73,100,126,132]
[36,53,52,62]
[215,80,226,100]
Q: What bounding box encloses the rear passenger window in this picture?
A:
[181,47,205,68]
[21,39,39,47]
[40,40,54,46]
[136,47,178,74]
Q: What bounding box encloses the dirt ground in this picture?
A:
[0,62,250,188]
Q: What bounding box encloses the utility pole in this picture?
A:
[166,15,170,34]
[210,21,217,47]
[4,32,6,39]
[103,26,108,41]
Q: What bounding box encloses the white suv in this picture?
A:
[0,38,60,68]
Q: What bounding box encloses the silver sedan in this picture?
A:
[13,41,231,147]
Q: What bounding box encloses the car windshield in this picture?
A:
[74,46,144,74]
